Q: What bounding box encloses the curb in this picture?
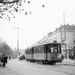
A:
[62,63,75,66]
[62,59,75,66]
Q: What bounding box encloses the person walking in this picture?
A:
[1,55,5,67]
[1,55,8,67]
[4,55,8,64]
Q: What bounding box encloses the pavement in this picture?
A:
[62,59,75,66]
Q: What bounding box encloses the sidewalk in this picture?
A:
[62,59,75,66]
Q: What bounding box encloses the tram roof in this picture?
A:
[33,42,61,47]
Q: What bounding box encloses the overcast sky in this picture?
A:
[0,0,75,49]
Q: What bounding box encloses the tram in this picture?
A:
[25,43,63,64]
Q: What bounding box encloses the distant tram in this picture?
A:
[25,43,63,64]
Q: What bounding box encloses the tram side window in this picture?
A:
[39,47,41,53]
[32,48,34,54]
[41,46,44,53]
[34,48,36,53]
[29,50,30,54]
[39,48,41,53]
[25,51,28,54]
[47,45,52,53]
[36,48,38,53]
[26,51,28,54]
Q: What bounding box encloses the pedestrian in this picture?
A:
[1,54,5,67]
[9,56,11,60]
[4,55,8,64]
[0,53,3,66]
[1,54,8,67]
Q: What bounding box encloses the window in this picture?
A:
[53,46,57,53]
[51,47,53,52]
[73,40,75,44]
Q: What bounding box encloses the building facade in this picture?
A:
[39,24,75,59]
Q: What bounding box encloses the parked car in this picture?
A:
[18,54,25,60]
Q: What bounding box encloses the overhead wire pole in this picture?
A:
[63,12,67,59]
[13,27,23,56]
[63,12,65,25]
[17,27,19,55]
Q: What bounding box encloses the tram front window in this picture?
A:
[51,47,53,52]
[53,46,58,53]
[48,44,61,53]
[50,46,57,53]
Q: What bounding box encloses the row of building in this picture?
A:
[33,24,75,59]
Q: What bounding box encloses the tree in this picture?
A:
[0,42,16,57]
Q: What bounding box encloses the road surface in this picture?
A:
[0,59,75,75]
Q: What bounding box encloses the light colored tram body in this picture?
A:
[25,43,63,64]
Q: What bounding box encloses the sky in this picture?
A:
[0,0,75,50]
